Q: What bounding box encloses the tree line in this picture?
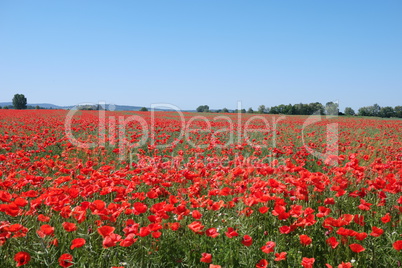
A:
[2,94,401,118]
[196,102,402,118]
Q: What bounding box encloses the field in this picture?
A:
[0,109,401,267]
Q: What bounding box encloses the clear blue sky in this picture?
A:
[1,0,401,110]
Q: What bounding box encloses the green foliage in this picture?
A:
[196,105,210,113]
[325,102,339,116]
[140,107,148,111]
[12,94,27,109]
[379,106,395,118]
[395,106,402,118]
[344,107,355,116]
[257,105,266,114]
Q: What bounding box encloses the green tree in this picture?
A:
[247,107,254,113]
[344,107,355,116]
[196,105,210,113]
[325,102,339,115]
[269,106,279,114]
[379,106,395,118]
[308,102,324,115]
[257,105,266,114]
[221,108,229,113]
[372,103,381,116]
[140,107,148,111]
[12,94,27,109]
[394,106,402,118]
[358,106,370,116]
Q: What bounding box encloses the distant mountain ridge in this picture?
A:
[0,102,180,111]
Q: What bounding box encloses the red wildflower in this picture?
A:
[192,210,202,219]
[58,253,73,267]
[381,213,391,223]
[358,199,372,211]
[70,238,86,249]
[14,252,30,267]
[98,225,115,237]
[349,243,365,253]
[393,240,402,251]
[261,241,276,253]
[133,202,148,215]
[354,232,367,241]
[37,224,54,238]
[370,226,383,237]
[200,253,212,263]
[259,206,269,214]
[206,228,219,238]
[103,233,122,248]
[301,257,315,268]
[120,234,137,247]
[274,252,287,261]
[241,235,253,246]
[326,237,339,249]
[255,259,268,268]
[37,214,50,222]
[62,222,77,232]
[225,227,239,238]
[338,262,353,268]
[300,234,312,246]
[279,225,291,234]
[188,221,204,234]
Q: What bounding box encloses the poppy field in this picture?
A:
[0,109,401,267]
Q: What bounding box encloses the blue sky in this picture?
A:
[0,0,401,110]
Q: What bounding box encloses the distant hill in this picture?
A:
[0,102,67,109]
[0,102,176,111]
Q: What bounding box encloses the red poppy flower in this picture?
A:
[14,252,30,267]
[133,202,148,215]
[103,233,122,248]
[349,243,365,253]
[71,238,86,249]
[192,210,202,219]
[338,262,353,268]
[98,225,115,237]
[370,226,383,237]
[300,234,312,246]
[326,237,339,249]
[279,225,291,234]
[225,227,239,238]
[354,232,367,241]
[301,257,315,268]
[206,228,219,238]
[200,253,212,263]
[37,214,50,222]
[381,213,391,223]
[274,252,287,261]
[261,241,276,254]
[62,222,77,232]
[58,253,73,267]
[241,235,253,246]
[37,224,54,238]
[188,221,204,234]
[259,206,269,214]
[358,199,372,211]
[120,234,137,247]
[255,259,268,268]
[393,240,402,251]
